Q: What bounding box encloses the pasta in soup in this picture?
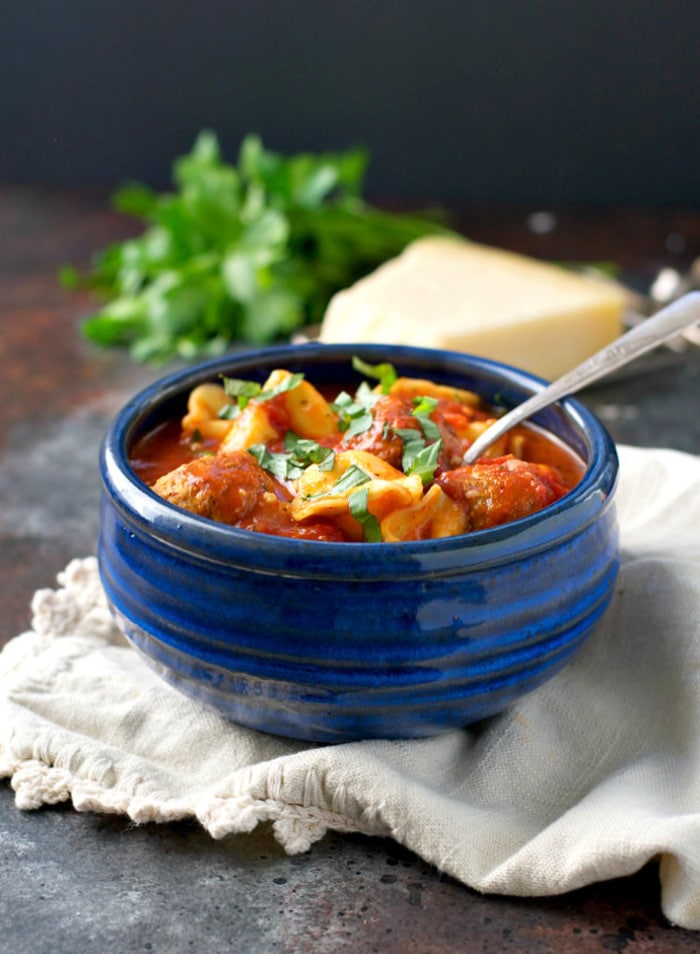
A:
[129,358,584,542]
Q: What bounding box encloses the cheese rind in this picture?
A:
[319,237,627,380]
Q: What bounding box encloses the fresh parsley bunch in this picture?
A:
[62,132,455,363]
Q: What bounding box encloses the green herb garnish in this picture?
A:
[411,395,441,441]
[348,487,383,542]
[393,396,443,485]
[351,356,397,394]
[283,433,336,472]
[220,371,303,414]
[325,464,373,496]
[394,428,426,469]
[64,132,455,363]
[405,440,442,485]
[248,432,335,480]
[331,388,376,438]
[247,444,298,480]
[220,377,264,412]
[260,372,304,401]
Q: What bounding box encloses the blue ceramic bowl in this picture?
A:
[98,343,619,742]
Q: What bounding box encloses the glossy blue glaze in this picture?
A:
[98,344,620,742]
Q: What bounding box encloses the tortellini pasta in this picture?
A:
[132,361,581,542]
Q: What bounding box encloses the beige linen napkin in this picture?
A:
[2,445,700,928]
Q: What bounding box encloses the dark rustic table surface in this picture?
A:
[2,185,700,953]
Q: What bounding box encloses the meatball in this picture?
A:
[437,456,569,531]
[152,450,346,540]
[152,451,285,525]
[339,395,420,468]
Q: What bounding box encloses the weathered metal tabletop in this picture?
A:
[2,186,700,952]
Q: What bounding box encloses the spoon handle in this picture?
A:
[462,291,700,465]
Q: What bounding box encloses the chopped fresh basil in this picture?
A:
[283,433,336,471]
[406,439,442,485]
[393,425,422,444]
[354,380,379,406]
[412,395,438,415]
[400,436,429,473]
[220,376,263,411]
[247,443,302,480]
[220,371,304,415]
[351,356,397,394]
[259,372,305,402]
[327,464,373,495]
[393,422,442,485]
[217,403,241,420]
[305,463,373,501]
[411,395,441,442]
[331,390,374,437]
[249,432,336,480]
[348,487,383,542]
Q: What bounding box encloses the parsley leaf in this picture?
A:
[66,131,456,363]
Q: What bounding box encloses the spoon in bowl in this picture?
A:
[462,291,700,465]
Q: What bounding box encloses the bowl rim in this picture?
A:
[100,343,619,576]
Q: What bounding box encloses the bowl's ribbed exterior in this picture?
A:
[98,489,619,742]
[98,343,620,742]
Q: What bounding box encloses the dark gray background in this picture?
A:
[2,1,699,204]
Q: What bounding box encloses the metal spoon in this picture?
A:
[462,291,700,465]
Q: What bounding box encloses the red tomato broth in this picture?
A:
[129,374,585,542]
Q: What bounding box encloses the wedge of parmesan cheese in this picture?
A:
[319,237,627,380]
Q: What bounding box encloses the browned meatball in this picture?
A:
[152,451,286,525]
[152,451,347,540]
[437,456,569,531]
